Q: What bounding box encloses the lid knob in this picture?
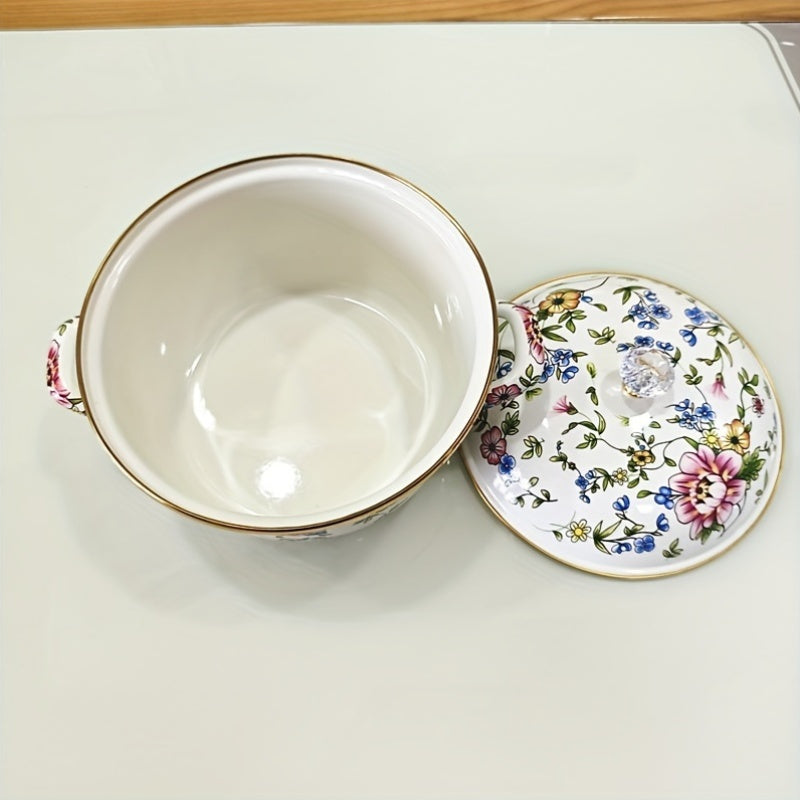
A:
[619,346,675,398]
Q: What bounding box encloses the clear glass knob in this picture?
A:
[619,346,674,398]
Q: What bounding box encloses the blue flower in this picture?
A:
[496,361,513,378]
[675,399,692,412]
[499,454,517,475]
[634,335,654,348]
[561,365,579,383]
[586,470,596,480]
[581,294,593,303]
[684,306,708,325]
[695,403,715,423]
[656,340,674,351]
[654,486,674,509]
[575,476,590,490]
[643,290,659,304]
[540,362,555,382]
[612,541,633,554]
[656,513,670,532]
[612,495,630,512]
[629,302,648,320]
[552,348,574,367]
[634,534,656,553]
[649,303,672,320]
[579,493,590,504]
[616,343,631,352]
[678,410,697,428]
[679,328,697,346]
[637,319,657,330]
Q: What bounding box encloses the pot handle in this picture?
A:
[46,316,85,414]
[490,302,541,394]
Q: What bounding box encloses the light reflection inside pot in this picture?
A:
[256,457,302,500]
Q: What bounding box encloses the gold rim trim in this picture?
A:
[75,153,499,535]
[461,268,785,580]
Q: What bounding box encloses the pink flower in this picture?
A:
[553,395,576,414]
[480,426,507,465]
[46,340,72,409]
[514,305,546,365]
[668,445,746,539]
[752,396,765,416]
[486,383,522,408]
[710,373,727,400]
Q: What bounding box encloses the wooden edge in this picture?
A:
[1,0,799,29]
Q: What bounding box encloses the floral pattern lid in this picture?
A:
[462,273,783,579]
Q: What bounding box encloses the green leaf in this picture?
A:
[613,287,633,304]
[593,303,608,312]
[540,326,568,342]
[663,538,683,558]
[594,539,611,555]
[717,340,733,367]
[664,456,677,468]
[498,349,516,361]
[751,374,760,386]
[684,437,700,450]
[553,530,563,542]
[738,451,765,483]
[699,528,713,545]
[587,362,597,379]
[736,404,745,419]
[649,420,661,429]
[525,387,543,400]
[524,363,535,379]
[595,411,607,435]
[540,489,551,500]
[636,489,651,498]
[587,328,601,339]
[627,477,640,489]
[595,519,622,541]
[521,450,534,460]
[501,410,520,437]
[728,331,740,344]
[565,318,576,334]
[528,476,539,487]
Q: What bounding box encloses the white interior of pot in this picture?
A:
[79,157,495,529]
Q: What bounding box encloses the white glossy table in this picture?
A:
[1,22,799,800]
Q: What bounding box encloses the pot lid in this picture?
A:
[462,272,783,579]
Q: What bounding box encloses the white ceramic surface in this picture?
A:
[57,156,501,534]
[3,22,800,800]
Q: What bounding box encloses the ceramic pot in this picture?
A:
[46,154,528,539]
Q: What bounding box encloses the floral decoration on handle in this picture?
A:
[46,316,85,414]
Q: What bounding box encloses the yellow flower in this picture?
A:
[701,429,722,450]
[538,290,581,315]
[631,449,655,467]
[720,419,750,455]
[569,519,590,542]
[612,468,628,485]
